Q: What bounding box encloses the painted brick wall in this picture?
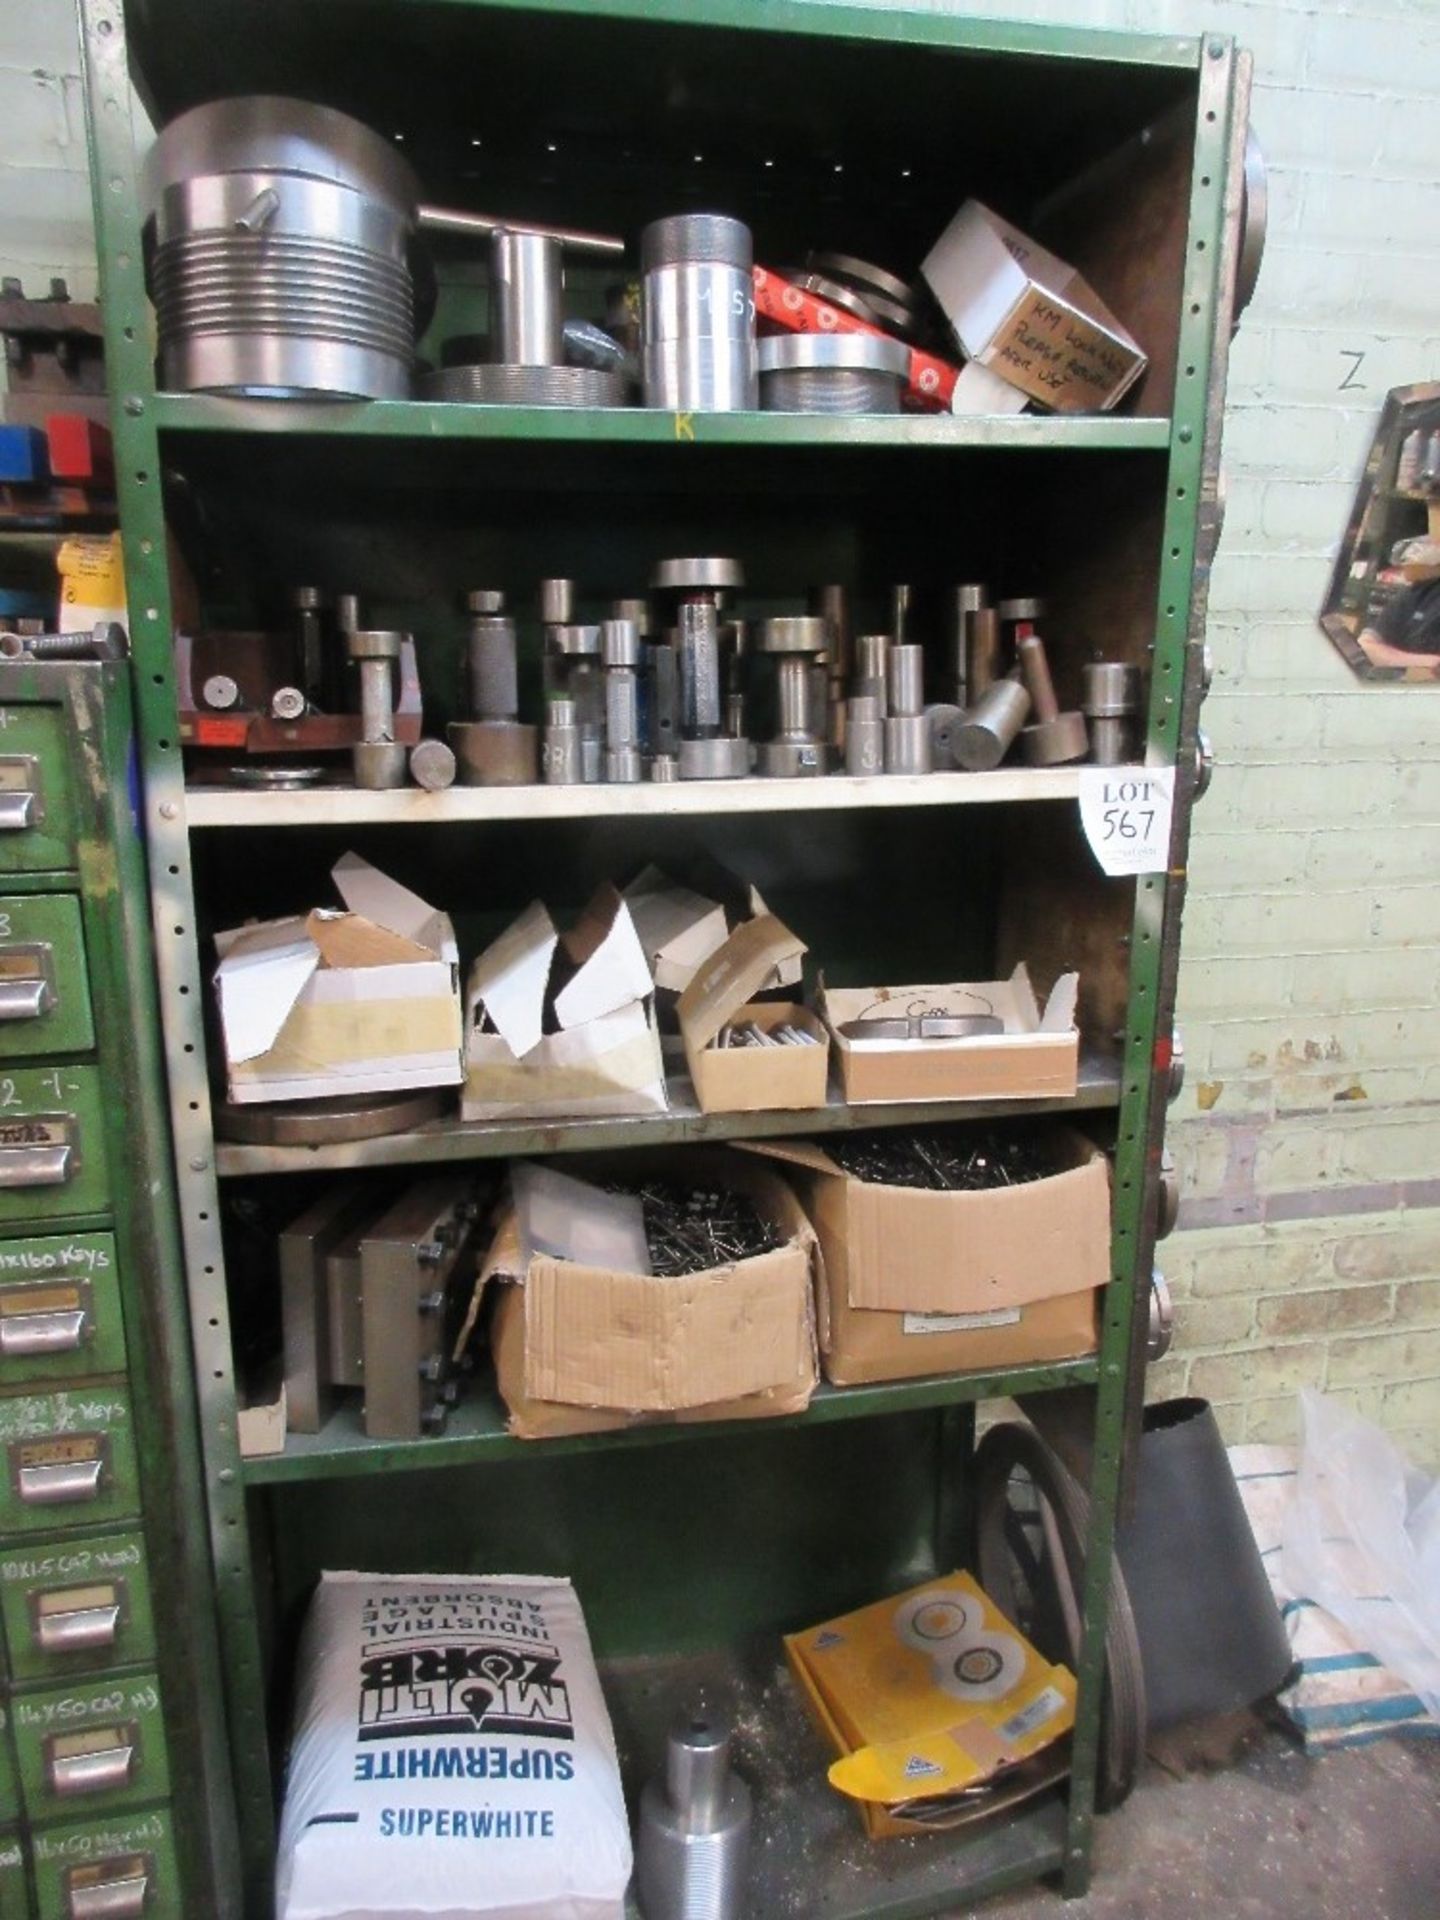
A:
[5,1,1439,1462]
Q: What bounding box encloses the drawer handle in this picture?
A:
[18,1456,104,1505]
[35,1584,122,1654]
[0,791,37,832]
[0,1305,90,1356]
[65,1855,153,1920]
[0,977,51,1019]
[0,1141,71,1186]
[45,1724,138,1796]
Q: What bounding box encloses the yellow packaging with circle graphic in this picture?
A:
[785,1571,1076,1833]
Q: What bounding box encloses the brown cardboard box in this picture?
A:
[678,914,829,1114]
[466,1152,820,1439]
[213,854,464,1104]
[746,1129,1107,1385]
[820,965,1079,1105]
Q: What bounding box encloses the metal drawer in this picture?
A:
[0,1070,109,1227]
[0,709,75,876]
[0,1833,27,1918]
[0,1393,139,1538]
[0,1237,126,1387]
[0,898,93,1060]
[33,1806,181,1920]
[0,1532,154,1684]
[12,1673,169,1823]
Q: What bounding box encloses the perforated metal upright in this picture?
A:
[76,4,1250,1913]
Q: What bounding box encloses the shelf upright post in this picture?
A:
[75,0,278,1904]
[1059,34,1242,1895]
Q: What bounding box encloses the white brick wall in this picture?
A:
[5,0,1439,1464]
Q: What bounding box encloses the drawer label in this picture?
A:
[0,1236,110,1277]
[2,1539,143,1584]
[0,1392,129,1439]
[33,1809,169,1863]
[15,1678,160,1729]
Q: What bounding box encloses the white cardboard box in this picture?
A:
[214,853,463,1104]
[463,884,667,1121]
[923,200,1146,413]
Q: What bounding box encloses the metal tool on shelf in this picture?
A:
[757,332,908,413]
[342,602,410,790]
[602,616,644,783]
[810,583,853,753]
[652,557,750,778]
[1082,661,1144,766]
[541,582,604,781]
[637,1706,752,1920]
[948,584,988,708]
[883,642,931,774]
[952,672,1031,771]
[641,214,757,412]
[0,622,127,663]
[805,248,928,341]
[542,695,584,785]
[408,738,456,789]
[449,588,539,786]
[844,693,884,775]
[757,615,828,777]
[279,1176,485,1439]
[852,632,889,713]
[1017,631,1089,767]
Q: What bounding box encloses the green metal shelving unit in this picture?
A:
[76,2,1250,1912]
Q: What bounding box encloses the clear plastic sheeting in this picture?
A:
[1282,1390,1440,1723]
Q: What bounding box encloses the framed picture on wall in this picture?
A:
[1320,381,1440,681]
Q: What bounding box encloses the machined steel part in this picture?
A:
[564,318,628,374]
[542,696,583,785]
[213,1086,445,1146]
[678,733,749,780]
[1017,633,1089,767]
[790,269,881,326]
[637,1707,752,1920]
[0,621,127,663]
[949,583,989,707]
[1194,729,1215,799]
[925,702,965,767]
[602,617,643,781]
[845,694,884,776]
[884,713,931,775]
[1082,660,1144,766]
[758,332,907,415]
[466,595,519,721]
[677,599,724,739]
[806,249,919,315]
[201,673,239,710]
[886,644,924,718]
[492,229,563,366]
[757,615,828,778]
[408,737,456,790]
[270,685,306,722]
[953,674,1031,771]
[641,213,756,412]
[447,719,538,786]
[360,1178,485,1439]
[651,556,744,594]
[967,603,1002,703]
[226,762,325,790]
[646,641,681,759]
[649,752,679,783]
[346,621,407,789]
[853,632,889,715]
[539,577,576,626]
[416,362,629,407]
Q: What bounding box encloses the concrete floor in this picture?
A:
[983,1714,1440,1920]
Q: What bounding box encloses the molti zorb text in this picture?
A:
[276,1573,631,1920]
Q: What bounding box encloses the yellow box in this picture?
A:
[785,1571,1075,1837]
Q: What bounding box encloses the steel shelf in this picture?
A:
[152,393,1173,452]
[214,1050,1121,1177]
[604,1638,1067,1920]
[244,1359,1100,1485]
[184,764,1107,829]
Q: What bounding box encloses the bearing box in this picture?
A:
[785,1571,1076,1838]
[214,853,462,1104]
[678,914,828,1114]
[921,201,1146,413]
[463,884,666,1121]
[463,1151,818,1440]
[745,1127,1107,1385]
[820,964,1079,1105]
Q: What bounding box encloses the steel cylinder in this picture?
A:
[953,676,1032,771]
[845,694,884,775]
[641,214,757,412]
[886,644,924,718]
[542,697,583,785]
[884,713,931,775]
[637,1712,752,1920]
[854,633,889,714]
[468,613,518,720]
[492,229,563,366]
[678,599,723,735]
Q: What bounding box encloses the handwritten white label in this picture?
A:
[903,1307,1023,1336]
[1078,766,1175,876]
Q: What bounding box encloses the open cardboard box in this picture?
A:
[745,1127,1107,1385]
[821,964,1079,1105]
[678,914,829,1115]
[463,884,666,1121]
[213,853,463,1105]
[922,200,1146,413]
[459,1150,819,1440]
[623,862,803,996]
